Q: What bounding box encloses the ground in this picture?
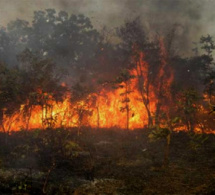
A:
[0,128,214,194]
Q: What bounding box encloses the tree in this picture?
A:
[0,9,101,87]
[71,83,93,135]
[28,9,100,72]
[153,39,173,126]
[199,35,215,98]
[117,18,156,128]
[132,48,154,128]
[0,27,17,65]
[0,63,23,136]
[17,49,66,129]
[117,17,146,53]
[176,88,200,131]
[114,69,134,130]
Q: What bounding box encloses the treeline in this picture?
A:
[0,9,214,131]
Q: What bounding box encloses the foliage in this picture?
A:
[176,88,200,131]
[114,69,135,130]
[200,35,215,97]
[148,127,170,141]
[188,132,209,151]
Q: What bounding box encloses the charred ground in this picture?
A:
[0,128,214,194]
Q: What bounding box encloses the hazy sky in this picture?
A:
[0,0,142,29]
[0,0,215,51]
[0,0,213,27]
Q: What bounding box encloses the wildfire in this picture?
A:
[1,40,212,133]
[1,73,155,131]
[0,40,173,132]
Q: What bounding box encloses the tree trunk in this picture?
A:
[145,105,153,128]
[163,134,170,167]
[155,102,161,126]
[26,106,32,131]
[125,81,129,130]
[135,59,153,128]
[97,106,100,130]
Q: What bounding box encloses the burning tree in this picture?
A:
[0,63,22,134]
[0,49,67,132]
[131,48,154,128]
[153,39,173,127]
[71,83,93,135]
[117,19,174,129]
[117,19,155,128]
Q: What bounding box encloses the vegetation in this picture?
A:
[0,128,213,194]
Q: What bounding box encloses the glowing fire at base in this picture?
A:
[1,42,212,133]
[1,82,156,131]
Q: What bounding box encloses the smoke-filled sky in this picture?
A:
[0,0,215,53]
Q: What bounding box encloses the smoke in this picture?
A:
[0,0,214,54]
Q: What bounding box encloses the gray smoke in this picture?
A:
[0,0,214,54]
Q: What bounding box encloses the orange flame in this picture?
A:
[0,41,177,132]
